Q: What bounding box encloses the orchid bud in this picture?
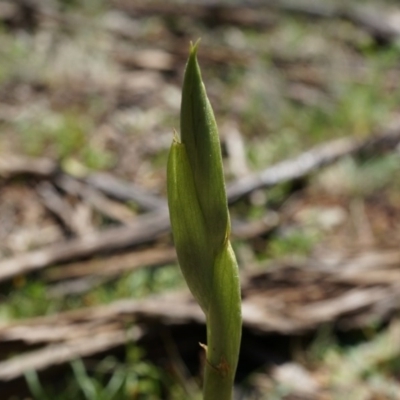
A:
[167,42,241,400]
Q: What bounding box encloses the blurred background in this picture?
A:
[1,0,400,399]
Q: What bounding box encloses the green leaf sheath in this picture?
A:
[167,140,212,312]
[203,242,242,400]
[167,42,242,400]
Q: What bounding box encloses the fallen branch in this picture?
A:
[0,208,278,284]
[36,181,94,237]
[0,155,57,179]
[227,120,400,202]
[84,172,166,211]
[44,247,177,282]
[1,249,400,381]
[0,159,165,213]
[42,212,279,297]
[42,214,277,297]
[0,208,170,283]
[6,120,400,208]
[55,174,136,224]
[0,329,142,382]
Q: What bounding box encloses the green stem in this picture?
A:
[203,363,233,400]
[203,242,242,400]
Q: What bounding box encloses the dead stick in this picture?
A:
[0,155,57,179]
[0,329,142,381]
[0,208,170,283]
[85,172,166,211]
[227,121,400,202]
[45,247,177,281]
[55,174,136,224]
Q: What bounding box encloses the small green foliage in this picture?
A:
[266,230,317,259]
[17,112,87,158]
[15,111,115,170]
[0,265,184,322]
[81,146,115,170]
[25,351,164,400]
[1,281,57,320]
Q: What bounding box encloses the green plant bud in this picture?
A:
[167,42,241,400]
[180,42,230,258]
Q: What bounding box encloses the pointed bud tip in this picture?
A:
[172,128,180,144]
[189,39,201,57]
